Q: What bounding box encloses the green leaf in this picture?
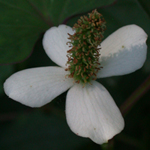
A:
[47,0,116,25]
[0,0,115,64]
[0,0,49,65]
[0,112,90,150]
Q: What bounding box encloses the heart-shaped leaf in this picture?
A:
[0,0,115,64]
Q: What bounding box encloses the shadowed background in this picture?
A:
[0,0,150,149]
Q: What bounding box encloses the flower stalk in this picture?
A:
[101,140,114,150]
[120,74,150,116]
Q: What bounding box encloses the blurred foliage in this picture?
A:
[0,0,150,150]
[0,112,91,150]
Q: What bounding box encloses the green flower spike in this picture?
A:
[66,10,106,84]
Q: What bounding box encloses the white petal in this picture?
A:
[66,81,124,144]
[4,67,74,107]
[43,24,74,68]
[97,25,147,78]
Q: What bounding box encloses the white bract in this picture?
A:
[4,24,147,144]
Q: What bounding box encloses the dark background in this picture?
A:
[0,0,150,149]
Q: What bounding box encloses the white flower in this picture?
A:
[4,24,147,144]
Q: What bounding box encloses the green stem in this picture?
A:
[120,74,150,116]
[101,140,114,150]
